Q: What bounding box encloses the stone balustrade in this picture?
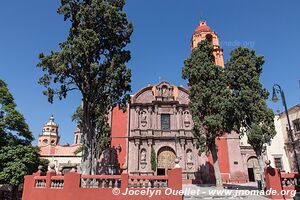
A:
[50,176,64,188]
[128,175,168,188]
[23,165,183,200]
[81,175,122,188]
[34,177,46,188]
[281,173,300,187]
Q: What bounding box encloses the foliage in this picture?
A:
[74,145,83,155]
[226,47,275,155]
[0,79,44,199]
[182,40,231,152]
[0,80,33,147]
[37,0,133,174]
[0,145,41,186]
[151,146,157,171]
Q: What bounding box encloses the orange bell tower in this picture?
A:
[191,20,224,67]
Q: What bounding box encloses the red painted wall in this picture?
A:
[111,105,128,169]
[207,136,230,181]
[22,169,182,200]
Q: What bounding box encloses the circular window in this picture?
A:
[43,139,48,144]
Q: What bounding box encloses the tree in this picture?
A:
[37,0,133,174]
[226,47,275,186]
[0,79,43,200]
[151,146,157,172]
[0,146,41,200]
[0,80,33,146]
[182,40,232,187]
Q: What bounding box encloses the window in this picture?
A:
[293,118,300,132]
[274,157,283,171]
[161,114,170,131]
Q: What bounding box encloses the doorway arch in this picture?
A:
[157,146,176,175]
[247,156,259,182]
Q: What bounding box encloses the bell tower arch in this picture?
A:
[191,20,224,67]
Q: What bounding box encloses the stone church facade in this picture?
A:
[110,20,252,183]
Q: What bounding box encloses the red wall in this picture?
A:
[111,106,128,169]
[207,136,230,181]
[22,169,182,200]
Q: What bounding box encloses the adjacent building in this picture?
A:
[38,116,82,172]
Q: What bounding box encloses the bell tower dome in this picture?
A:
[191,20,224,67]
[38,116,59,147]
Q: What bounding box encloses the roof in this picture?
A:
[39,144,81,156]
[193,20,212,34]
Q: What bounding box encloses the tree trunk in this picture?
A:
[257,153,265,189]
[210,141,223,188]
[11,185,18,200]
[81,99,96,175]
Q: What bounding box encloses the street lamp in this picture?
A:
[272,84,300,173]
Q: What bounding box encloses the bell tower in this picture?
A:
[191,20,224,67]
[38,116,59,147]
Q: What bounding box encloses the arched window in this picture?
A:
[206,34,213,45]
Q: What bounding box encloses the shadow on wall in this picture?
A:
[96,147,120,175]
[194,161,216,185]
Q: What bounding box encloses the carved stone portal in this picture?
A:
[157,147,176,169]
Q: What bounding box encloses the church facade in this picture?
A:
[110,20,253,183]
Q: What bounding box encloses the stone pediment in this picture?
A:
[132,82,189,105]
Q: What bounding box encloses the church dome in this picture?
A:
[194,20,212,34]
[45,115,58,126]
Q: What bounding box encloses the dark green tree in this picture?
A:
[151,146,157,171]
[226,47,275,185]
[182,40,231,187]
[0,80,33,146]
[0,79,43,200]
[37,0,132,174]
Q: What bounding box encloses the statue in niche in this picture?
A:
[141,149,147,162]
[184,111,190,127]
[141,110,147,127]
[187,150,193,163]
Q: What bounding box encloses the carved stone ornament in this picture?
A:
[140,110,147,127]
[183,111,190,127]
[140,149,147,169]
[186,149,194,169]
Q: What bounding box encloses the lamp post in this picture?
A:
[272,84,300,173]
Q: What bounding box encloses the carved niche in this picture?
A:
[186,149,194,170]
[183,110,191,128]
[140,148,147,169]
[140,110,147,127]
[154,82,174,101]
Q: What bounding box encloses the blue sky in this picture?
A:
[0,0,299,145]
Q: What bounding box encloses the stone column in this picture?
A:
[178,107,183,129]
[135,107,140,129]
[134,139,140,171]
[173,105,177,130]
[148,106,153,129]
[154,105,159,130]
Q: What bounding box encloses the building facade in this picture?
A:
[110,21,247,183]
[271,104,300,172]
[38,116,82,172]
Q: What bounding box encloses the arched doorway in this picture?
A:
[157,146,176,176]
[247,157,259,182]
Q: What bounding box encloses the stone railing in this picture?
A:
[128,175,168,188]
[281,172,300,188]
[34,176,46,188]
[50,176,64,188]
[264,160,300,199]
[22,164,182,200]
[81,175,122,188]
